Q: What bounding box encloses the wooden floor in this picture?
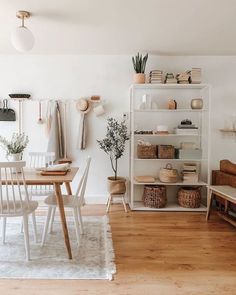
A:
[0,204,235,295]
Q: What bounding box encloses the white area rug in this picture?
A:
[0,215,116,280]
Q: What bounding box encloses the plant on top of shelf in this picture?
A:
[132,52,148,84]
[97,117,129,195]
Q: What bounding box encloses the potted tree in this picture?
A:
[97,118,129,194]
[0,133,29,161]
[132,52,148,84]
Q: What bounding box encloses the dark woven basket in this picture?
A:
[137,144,157,159]
[177,187,201,208]
[158,145,175,159]
[142,185,167,208]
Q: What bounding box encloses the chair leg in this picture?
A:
[41,207,52,247]
[20,219,23,233]
[31,212,38,243]
[77,207,84,234]
[122,196,128,213]
[2,217,6,244]
[73,208,80,246]
[22,214,30,261]
[48,207,56,234]
[106,195,112,213]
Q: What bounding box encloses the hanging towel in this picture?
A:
[47,102,65,160]
[45,100,53,137]
[77,112,87,150]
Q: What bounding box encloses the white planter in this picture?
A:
[8,153,22,173]
[9,153,21,161]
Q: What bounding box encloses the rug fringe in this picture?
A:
[103,215,116,280]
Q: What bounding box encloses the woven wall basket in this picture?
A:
[177,187,201,208]
[142,185,167,208]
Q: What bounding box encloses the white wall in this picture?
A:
[0,55,236,203]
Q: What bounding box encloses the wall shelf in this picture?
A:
[219,129,236,133]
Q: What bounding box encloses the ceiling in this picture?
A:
[1,0,236,55]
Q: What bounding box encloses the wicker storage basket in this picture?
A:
[159,163,178,183]
[158,145,175,159]
[137,144,157,159]
[177,187,201,208]
[142,185,167,208]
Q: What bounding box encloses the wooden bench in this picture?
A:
[206,185,236,227]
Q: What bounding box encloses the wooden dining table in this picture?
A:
[23,167,79,259]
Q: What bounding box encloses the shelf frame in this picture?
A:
[129,83,211,212]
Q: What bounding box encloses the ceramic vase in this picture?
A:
[8,153,22,173]
[191,98,203,109]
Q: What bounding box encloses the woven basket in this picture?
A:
[158,145,175,159]
[159,163,178,183]
[142,185,167,208]
[137,144,157,159]
[177,187,201,208]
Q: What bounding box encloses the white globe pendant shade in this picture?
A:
[11,26,34,52]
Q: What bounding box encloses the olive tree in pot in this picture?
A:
[132,52,148,84]
[97,118,129,194]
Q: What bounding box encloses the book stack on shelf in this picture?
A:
[182,163,199,183]
[176,72,190,84]
[174,119,199,135]
[149,70,163,84]
[188,68,202,84]
[165,73,177,84]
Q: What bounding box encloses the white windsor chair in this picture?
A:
[41,156,91,246]
[0,161,38,261]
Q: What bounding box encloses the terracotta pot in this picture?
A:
[134,73,145,84]
[107,177,126,194]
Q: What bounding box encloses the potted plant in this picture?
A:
[97,118,129,194]
[0,133,29,161]
[132,52,148,84]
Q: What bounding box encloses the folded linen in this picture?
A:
[42,163,70,172]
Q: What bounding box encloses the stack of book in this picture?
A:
[182,163,198,183]
[176,72,190,84]
[149,70,163,84]
[188,68,201,84]
[165,73,177,84]
[175,123,199,135]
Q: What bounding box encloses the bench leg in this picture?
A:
[206,189,213,221]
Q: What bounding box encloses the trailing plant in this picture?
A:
[0,133,29,157]
[132,52,148,73]
[97,118,129,180]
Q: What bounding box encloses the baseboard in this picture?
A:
[34,194,127,206]
[85,194,129,205]
[85,194,108,204]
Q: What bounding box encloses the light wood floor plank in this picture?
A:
[0,204,235,295]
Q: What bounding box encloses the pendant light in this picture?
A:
[11,11,34,52]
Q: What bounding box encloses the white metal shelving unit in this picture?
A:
[129,83,211,212]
